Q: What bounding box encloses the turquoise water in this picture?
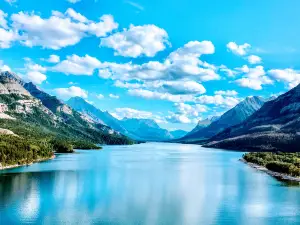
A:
[0,143,299,225]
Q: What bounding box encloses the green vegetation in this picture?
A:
[49,138,74,153]
[243,152,300,177]
[0,93,134,167]
[0,135,53,167]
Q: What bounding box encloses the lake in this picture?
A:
[0,143,299,225]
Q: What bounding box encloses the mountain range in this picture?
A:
[67,96,186,141]
[204,84,300,152]
[0,71,134,146]
[180,96,266,142]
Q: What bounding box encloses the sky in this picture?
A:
[0,0,300,131]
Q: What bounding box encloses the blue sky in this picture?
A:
[0,0,300,131]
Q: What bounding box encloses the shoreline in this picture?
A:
[240,158,300,184]
[0,154,56,171]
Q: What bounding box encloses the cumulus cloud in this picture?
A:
[0,10,8,29]
[21,62,47,84]
[268,69,300,89]
[101,24,170,58]
[67,0,81,4]
[0,27,18,49]
[9,8,118,49]
[4,0,17,5]
[175,102,207,117]
[161,80,206,95]
[128,89,194,102]
[214,90,238,96]
[112,107,166,123]
[195,95,240,108]
[52,54,101,75]
[247,55,262,64]
[227,42,250,56]
[109,94,119,99]
[65,8,88,23]
[219,65,237,77]
[96,94,104,99]
[0,60,11,71]
[46,55,60,63]
[26,71,47,85]
[166,113,191,124]
[235,66,273,90]
[99,41,219,82]
[55,86,88,99]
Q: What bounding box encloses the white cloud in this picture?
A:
[10,9,118,49]
[109,94,119,99]
[195,95,240,108]
[214,90,238,96]
[128,89,194,102]
[166,113,191,124]
[0,10,8,29]
[235,66,273,90]
[161,80,206,95]
[26,63,47,72]
[88,15,118,37]
[235,65,250,73]
[227,42,250,56]
[67,0,81,4]
[0,28,18,49]
[219,65,237,77]
[47,55,60,63]
[96,94,104,99]
[101,24,170,58]
[247,55,262,64]
[112,107,166,123]
[21,62,47,84]
[0,60,11,71]
[99,41,219,82]
[26,71,47,85]
[65,8,88,23]
[268,69,300,89]
[55,86,88,99]
[175,102,207,117]
[52,54,101,75]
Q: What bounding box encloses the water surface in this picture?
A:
[0,143,299,224]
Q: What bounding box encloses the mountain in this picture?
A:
[67,97,175,141]
[181,96,266,141]
[204,85,300,151]
[66,97,141,139]
[0,71,30,96]
[170,129,188,139]
[0,71,134,146]
[121,118,173,141]
[185,116,219,137]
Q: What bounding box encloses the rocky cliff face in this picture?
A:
[0,72,30,96]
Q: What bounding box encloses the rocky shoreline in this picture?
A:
[0,155,56,171]
[240,158,300,184]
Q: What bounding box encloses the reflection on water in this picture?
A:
[0,143,299,225]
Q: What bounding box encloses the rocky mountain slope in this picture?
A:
[0,71,134,146]
[181,96,266,141]
[205,84,300,151]
[66,97,134,137]
[184,116,219,138]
